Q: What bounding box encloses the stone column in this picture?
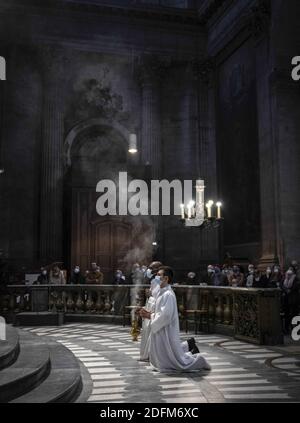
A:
[138,55,163,180]
[252,21,279,268]
[39,47,66,263]
[193,59,219,263]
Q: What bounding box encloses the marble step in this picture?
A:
[11,337,82,403]
[0,325,20,370]
[0,331,50,402]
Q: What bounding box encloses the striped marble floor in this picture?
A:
[21,323,300,403]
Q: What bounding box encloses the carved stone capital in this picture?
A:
[135,54,172,86]
[191,57,215,84]
[247,0,271,39]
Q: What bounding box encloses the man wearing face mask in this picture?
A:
[69,266,85,284]
[138,275,161,361]
[228,265,244,287]
[270,265,283,288]
[140,266,210,372]
[145,261,163,283]
[35,267,49,284]
[245,264,255,287]
[114,269,126,284]
[260,267,273,288]
[137,261,162,361]
[205,265,215,285]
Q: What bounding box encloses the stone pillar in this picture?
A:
[39,47,65,263]
[253,26,279,268]
[138,56,162,179]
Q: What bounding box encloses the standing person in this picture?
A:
[260,267,273,288]
[69,266,85,284]
[205,265,216,285]
[114,269,126,284]
[140,266,211,372]
[145,261,163,282]
[270,265,284,288]
[86,262,104,284]
[252,269,263,288]
[282,268,300,333]
[49,265,66,285]
[35,267,49,284]
[228,265,244,287]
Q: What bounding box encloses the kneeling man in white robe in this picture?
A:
[140,266,211,372]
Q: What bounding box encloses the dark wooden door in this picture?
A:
[71,188,133,282]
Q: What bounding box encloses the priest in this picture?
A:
[140,266,211,372]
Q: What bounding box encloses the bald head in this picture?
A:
[149,261,162,272]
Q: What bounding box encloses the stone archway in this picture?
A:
[65,119,153,281]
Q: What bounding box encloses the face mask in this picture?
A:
[274,268,279,273]
[208,268,214,274]
[146,268,153,279]
[42,270,47,276]
[116,273,122,278]
[248,267,254,273]
[266,269,271,274]
[287,270,293,276]
[74,268,80,274]
[153,275,161,285]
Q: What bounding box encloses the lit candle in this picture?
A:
[187,203,192,219]
[216,202,222,219]
[206,200,213,218]
[180,204,185,219]
[190,201,195,218]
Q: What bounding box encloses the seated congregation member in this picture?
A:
[49,264,66,285]
[228,265,244,287]
[35,267,49,284]
[140,266,211,372]
[86,262,103,284]
[69,266,85,284]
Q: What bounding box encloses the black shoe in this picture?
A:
[187,337,200,354]
[191,346,200,354]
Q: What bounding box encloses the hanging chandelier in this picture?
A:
[180,180,224,229]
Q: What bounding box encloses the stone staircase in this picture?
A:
[0,326,82,403]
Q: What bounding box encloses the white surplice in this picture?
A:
[149,285,211,372]
[139,280,161,360]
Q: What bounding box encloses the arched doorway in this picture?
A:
[64,121,153,281]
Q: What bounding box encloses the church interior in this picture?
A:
[0,0,300,405]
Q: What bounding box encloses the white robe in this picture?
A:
[139,283,190,361]
[139,280,161,360]
[149,285,211,372]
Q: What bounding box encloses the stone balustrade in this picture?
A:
[1,284,283,345]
